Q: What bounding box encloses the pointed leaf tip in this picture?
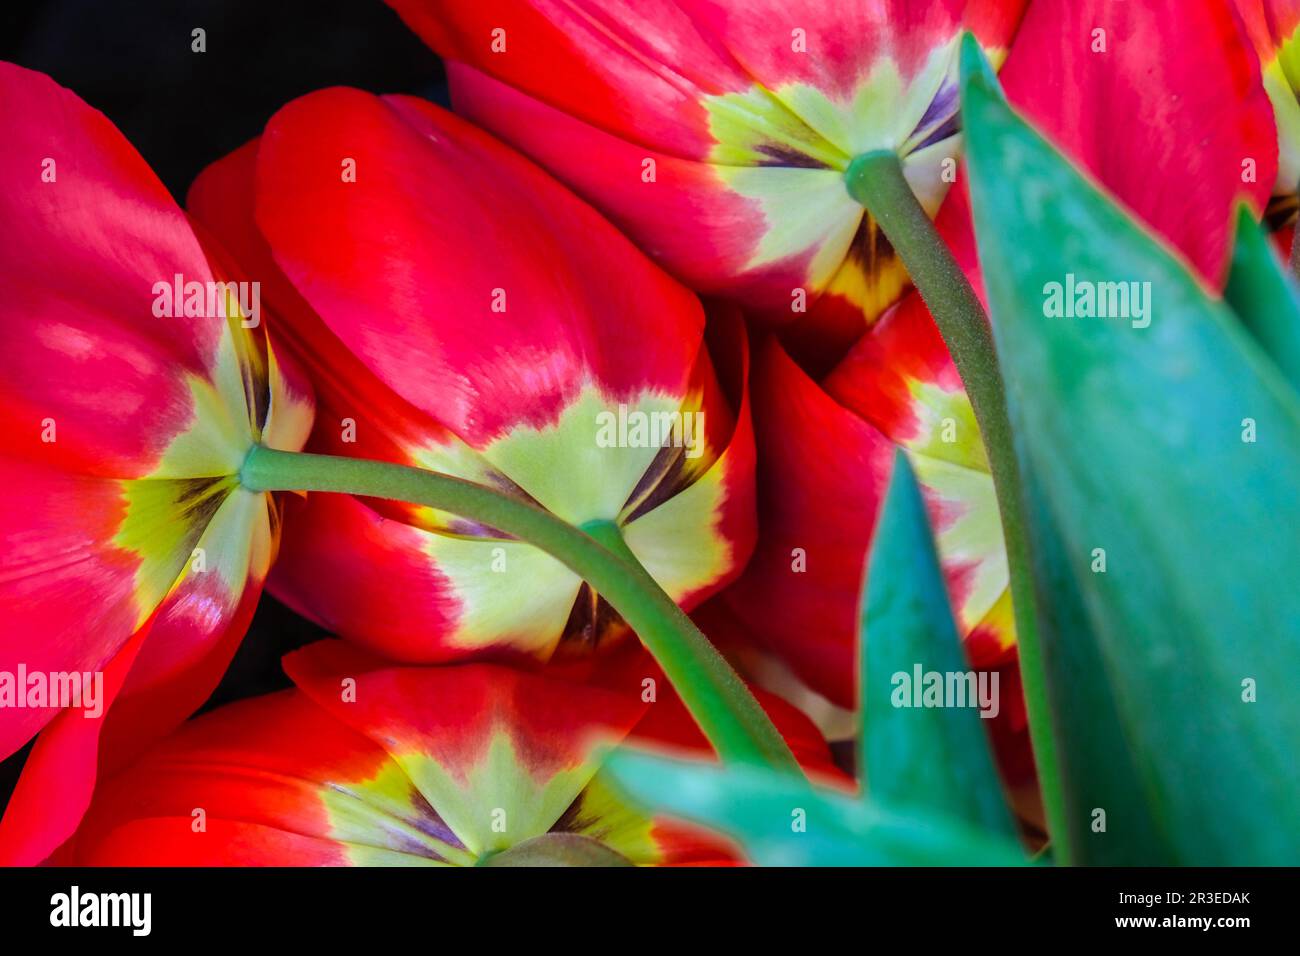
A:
[1224,202,1300,391]
[860,449,1016,838]
[959,32,1003,104]
[604,748,1026,866]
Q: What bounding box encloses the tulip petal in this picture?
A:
[430,1,1026,328]
[673,0,1024,101]
[0,62,249,480]
[575,640,846,786]
[0,624,147,865]
[0,64,313,866]
[232,89,753,660]
[74,689,463,866]
[284,642,647,858]
[73,646,690,865]
[72,640,837,866]
[387,0,753,159]
[255,88,705,448]
[995,0,1276,283]
[0,462,142,758]
[824,296,1011,658]
[451,62,848,317]
[0,468,255,759]
[101,489,274,748]
[1235,0,1300,196]
[722,339,896,707]
[269,489,582,663]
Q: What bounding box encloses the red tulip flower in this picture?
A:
[724,0,1276,718]
[64,641,838,866]
[386,0,1028,351]
[0,63,314,864]
[186,89,756,665]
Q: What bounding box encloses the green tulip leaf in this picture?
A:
[860,450,1016,839]
[962,71,1300,864]
[960,36,1167,867]
[1224,203,1300,390]
[603,750,1026,867]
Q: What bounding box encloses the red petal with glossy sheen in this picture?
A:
[393,1,1025,155]
[0,462,142,760]
[70,689,392,866]
[415,1,1028,331]
[670,0,1023,95]
[188,137,457,531]
[448,63,788,304]
[994,0,1275,283]
[267,491,467,663]
[283,641,646,780]
[69,641,839,866]
[255,88,705,448]
[721,338,896,708]
[98,574,263,770]
[823,292,962,445]
[388,0,752,159]
[0,624,148,865]
[0,580,267,865]
[0,66,309,865]
[0,62,227,478]
[69,645,650,865]
[195,116,753,665]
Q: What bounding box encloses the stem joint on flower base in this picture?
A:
[239,444,800,775]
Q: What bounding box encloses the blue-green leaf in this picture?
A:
[963,74,1300,864]
[603,750,1026,866]
[860,450,1016,838]
[1224,203,1300,391]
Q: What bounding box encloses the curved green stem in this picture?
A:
[1290,220,1300,282]
[241,445,798,773]
[844,150,1069,859]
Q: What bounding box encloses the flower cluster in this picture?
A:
[2,0,1298,867]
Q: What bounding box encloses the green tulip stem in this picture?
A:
[844,150,1069,859]
[240,445,799,774]
[1290,221,1300,281]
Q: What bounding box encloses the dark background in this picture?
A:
[0,0,447,810]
